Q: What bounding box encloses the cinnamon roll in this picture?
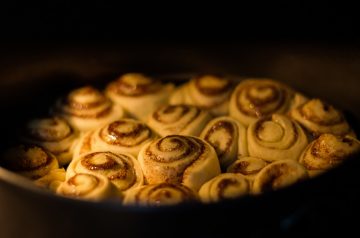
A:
[148,104,212,137]
[53,86,125,132]
[247,114,308,162]
[67,151,144,193]
[169,75,233,116]
[57,173,119,201]
[138,135,221,191]
[299,133,360,177]
[123,183,197,206]
[252,159,309,194]
[35,168,66,192]
[2,145,59,179]
[227,156,268,181]
[105,73,175,121]
[198,173,249,203]
[200,116,248,170]
[72,119,156,158]
[290,98,354,137]
[229,78,302,126]
[21,117,78,166]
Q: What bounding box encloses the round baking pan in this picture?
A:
[0,43,359,238]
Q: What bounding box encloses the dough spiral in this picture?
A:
[2,145,59,179]
[148,104,212,137]
[199,173,249,203]
[35,168,66,192]
[247,114,308,162]
[252,159,308,194]
[299,133,360,176]
[67,151,143,193]
[227,156,268,180]
[138,135,221,191]
[290,98,354,137]
[229,78,302,126]
[123,183,196,206]
[170,75,233,116]
[53,86,124,132]
[57,173,119,201]
[73,119,156,158]
[106,73,174,121]
[21,117,78,166]
[200,116,248,170]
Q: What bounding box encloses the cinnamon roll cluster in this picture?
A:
[2,73,358,206]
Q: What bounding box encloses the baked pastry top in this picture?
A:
[1,73,358,206]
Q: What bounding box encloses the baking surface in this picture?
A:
[0,43,359,237]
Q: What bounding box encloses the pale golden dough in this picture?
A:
[200,116,248,170]
[299,133,360,177]
[170,75,233,116]
[21,117,79,166]
[53,86,125,132]
[106,73,174,121]
[123,183,196,206]
[247,114,308,162]
[138,135,221,191]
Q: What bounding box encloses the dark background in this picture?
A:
[0,3,359,46]
[0,3,360,238]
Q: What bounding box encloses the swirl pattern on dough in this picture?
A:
[35,168,66,192]
[123,183,196,206]
[252,160,308,194]
[229,79,298,126]
[200,116,248,169]
[299,133,360,176]
[2,145,59,179]
[106,73,174,120]
[57,173,119,201]
[73,119,156,158]
[247,114,308,162]
[227,156,268,180]
[53,86,124,132]
[21,117,78,166]
[138,135,221,191]
[67,151,143,193]
[170,75,233,116]
[290,98,354,137]
[199,173,249,203]
[148,104,212,137]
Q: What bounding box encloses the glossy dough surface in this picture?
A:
[3,74,358,206]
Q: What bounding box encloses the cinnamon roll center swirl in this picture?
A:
[57,86,113,119]
[110,73,162,96]
[146,135,203,163]
[300,99,344,126]
[217,178,242,199]
[26,118,72,142]
[257,121,284,142]
[153,105,200,124]
[66,173,100,196]
[67,86,107,109]
[311,134,360,162]
[136,183,194,205]
[80,152,136,190]
[194,75,231,95]
[204,121,234,157]
[236,83,286,117]
[230,161,264,175]
[260,163,304,192]
[4,145,53,171]
[253,115,299,150]
[100,120,151,147]
[81,153,118,170]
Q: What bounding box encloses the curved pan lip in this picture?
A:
[0,158,347,214]
[0,58,359,214]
